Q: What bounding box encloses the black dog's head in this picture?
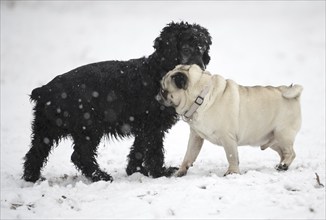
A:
[153,21,212,73]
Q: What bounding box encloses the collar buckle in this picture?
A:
[182,84,211,121]
[195,96,204,105]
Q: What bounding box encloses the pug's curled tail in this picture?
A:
[280,84,303,99]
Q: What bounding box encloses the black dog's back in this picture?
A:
[30,58,170,136]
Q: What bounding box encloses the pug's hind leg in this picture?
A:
[176,128,204,177]
[274,130,296,171]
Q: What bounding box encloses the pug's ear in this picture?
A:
[172,72,188,90]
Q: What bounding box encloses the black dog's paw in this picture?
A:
[126,164,149,177]
[89,170,113,182]
[22,176,39,183]
[275,163,289,171]
[162,166,179,177]
[22,171,41,183]
[150,166,178,178]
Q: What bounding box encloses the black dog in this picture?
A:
[23,21,212,182]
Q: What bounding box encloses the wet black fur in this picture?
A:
[22,21,212,182]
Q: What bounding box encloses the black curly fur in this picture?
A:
[22,21,212,182]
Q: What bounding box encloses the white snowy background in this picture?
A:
[1,1,325,219]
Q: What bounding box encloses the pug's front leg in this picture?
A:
[176,128,204,177]
[223,141,240,176]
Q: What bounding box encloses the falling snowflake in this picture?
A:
[92,91,99,98]
[43,137,50,145]
[63,111,69,117]
[135,152,143,160]
[83,112,90,120]
[56,118,63,127]
[61,92,67,99]
[120,124,131,135]
[107,91,117,102]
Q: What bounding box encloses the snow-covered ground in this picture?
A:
[1,1,325,219]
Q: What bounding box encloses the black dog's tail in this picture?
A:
[30,86,45,102]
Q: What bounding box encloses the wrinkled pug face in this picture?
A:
[156,64,203,115]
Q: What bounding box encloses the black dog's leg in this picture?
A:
[143,130,178,178]
[126,134,147,176]
[23,116,59,182]
[71,134,112,182]
[126,129,177,178]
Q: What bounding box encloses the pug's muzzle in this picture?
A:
[156,89,173,107]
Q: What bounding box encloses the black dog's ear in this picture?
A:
[153,32,179,71]
[172,72,188,90]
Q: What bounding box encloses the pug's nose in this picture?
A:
[155,89,167,103]
[160,89,168,99]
